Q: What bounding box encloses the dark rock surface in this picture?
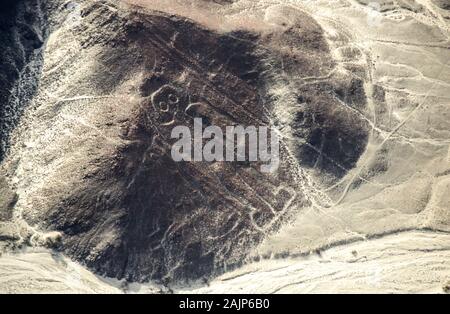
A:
[1,1,369,283]
[433,0,450,9]
[0,0,49,161]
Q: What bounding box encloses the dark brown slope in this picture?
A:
[39,6,307,282]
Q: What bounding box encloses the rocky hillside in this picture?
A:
[0,0,449,291]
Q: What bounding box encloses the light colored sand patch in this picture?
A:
[178,231,450,294]
[0,249,122,294]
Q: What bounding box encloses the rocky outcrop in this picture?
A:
[0,0,47,161]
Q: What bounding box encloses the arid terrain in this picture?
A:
[0,0,449,293]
